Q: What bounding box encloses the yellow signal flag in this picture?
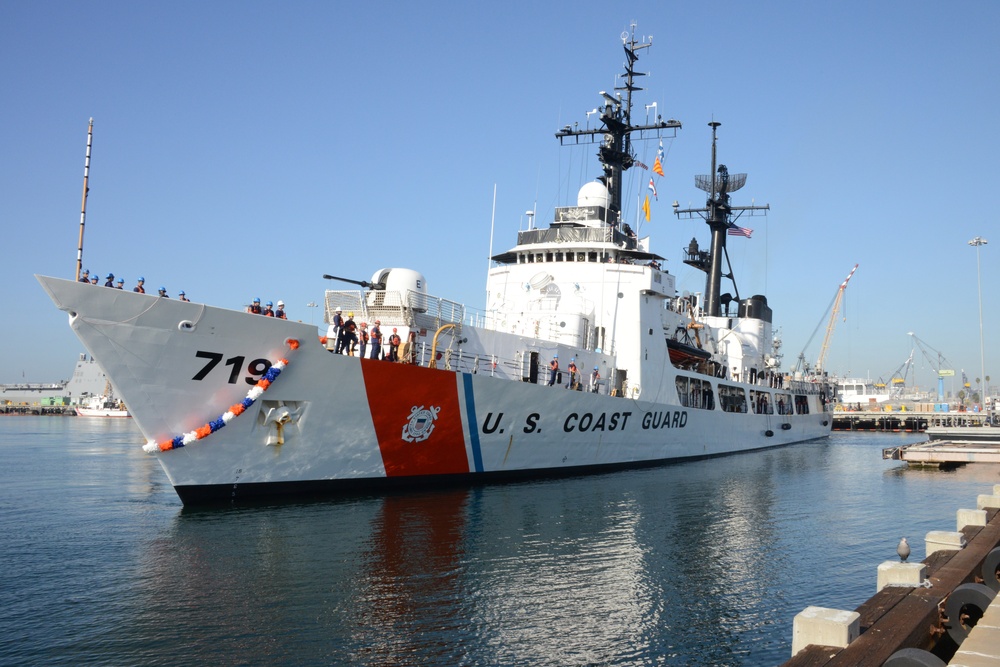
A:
[643,195,651,222]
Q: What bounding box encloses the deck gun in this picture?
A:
[321,274,385,290]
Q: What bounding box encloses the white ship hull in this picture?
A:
[39,277,830,503]
[75,405,130,418]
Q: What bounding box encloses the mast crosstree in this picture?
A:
[555,23,681,221]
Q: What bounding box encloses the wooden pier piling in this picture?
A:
[781,492,1000,666]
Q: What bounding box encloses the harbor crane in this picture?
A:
[792,263,859,375]
[907,332,955,402]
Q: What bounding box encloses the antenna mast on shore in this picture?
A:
[75,118,94,281]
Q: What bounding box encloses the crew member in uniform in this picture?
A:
[567,358,578,389]
[275,300,286,319]
[341,312,358,355]
[79,269,90,283]
[263,301,275,317]
[104,273,115,287]
[332,307,345,353]
[133,277,145,293]
[591,366,600,393]
[369,320,382,360]
[388,328,401,362]
[178,291,190,302]
[548,355,559,386]
[115,278,125,290]
[247,298,262,314]
[358,322,369,359]
[158,286,169,298]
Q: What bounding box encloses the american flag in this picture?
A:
[727,225,752,238]
[634,160,648,170]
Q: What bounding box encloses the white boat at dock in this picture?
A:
[75,385,129,418]
[37,26,833,503]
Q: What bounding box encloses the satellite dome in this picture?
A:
[577,181,610,208]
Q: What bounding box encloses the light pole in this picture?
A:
[968,236,988,406]
[307,301,318,326]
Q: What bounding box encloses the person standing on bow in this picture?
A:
[178,291,190,302]
[369,320,382,360]
[358,322,369,359]
[79,269,91,283]
[341,312,358,355]
[332,307,346,353]
[387,328,401,362]
[247,298,262,314]
[133,277,145,294]
[275,300,287,319]
[263,301,275,317]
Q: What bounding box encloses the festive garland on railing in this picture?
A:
[143,338,300,453]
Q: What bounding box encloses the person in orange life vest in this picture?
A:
[275,300,286,319]
[115,278,125,290]
[388,328,401,362]
[341,312,358,355]
[369,320,383,360]
[358,322,369,358]
[548,354,559,386]
[79,269,90,283]
[247,298,262,314]
[178,291,190,302]
[104,273,116,287]
[133,277,145,293]
[263,301,275,317]
[591,366,600,393]
[567,358,578,388]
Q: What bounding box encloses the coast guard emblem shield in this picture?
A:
[361,362,469,477]
[402,405,440,443]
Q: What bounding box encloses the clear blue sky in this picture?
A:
[3,1,997,396]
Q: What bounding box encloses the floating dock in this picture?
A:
[782,487,1000,666]
[884,440,1000,465]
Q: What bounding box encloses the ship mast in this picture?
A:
[555,24,681,221]
[675,122,770,317]
[75,118,94,282]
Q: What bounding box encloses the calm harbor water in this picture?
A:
[1,417,996,666]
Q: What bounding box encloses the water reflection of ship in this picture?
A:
[132,461,797,664]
